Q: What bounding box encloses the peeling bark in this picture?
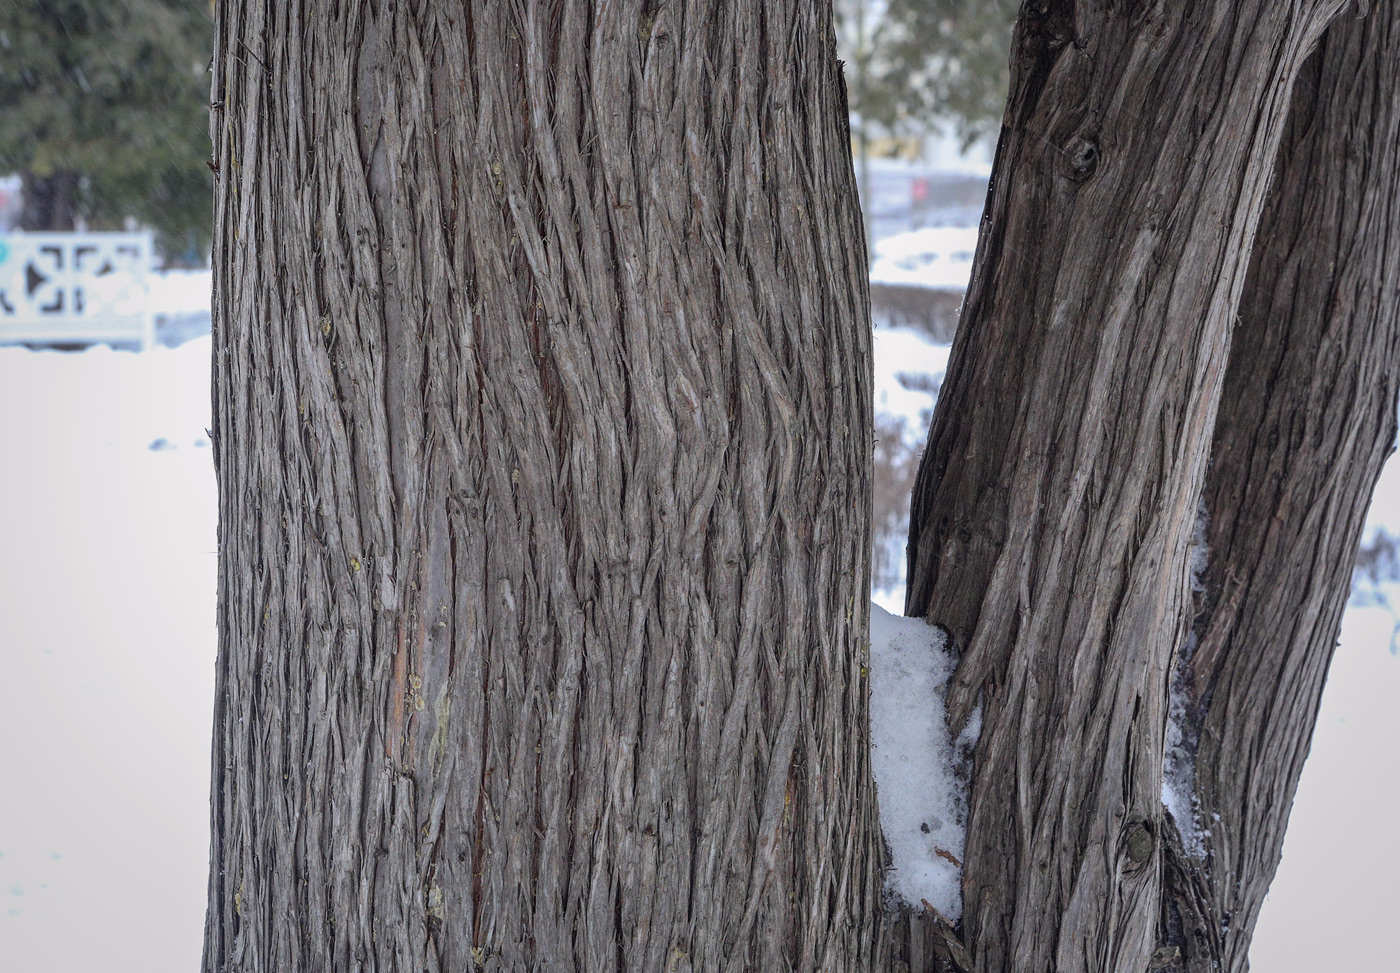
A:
[205,3,882,971]
[904,2,1355,972]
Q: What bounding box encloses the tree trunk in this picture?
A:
[205,3,882,972]
[903,2,1354,972]
[1162,5,1400,971]
[19,169,80,231]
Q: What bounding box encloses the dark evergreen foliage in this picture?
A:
[836,0,1017,148]
[0,1,213,259]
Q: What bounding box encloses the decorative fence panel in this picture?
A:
[0,232,154,348]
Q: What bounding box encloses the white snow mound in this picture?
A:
[869,603,977,919]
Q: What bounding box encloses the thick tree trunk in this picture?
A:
[19,169,80,231]
[903,2,1352,972]
[1161,5,1400,971]
[205,3,881,972]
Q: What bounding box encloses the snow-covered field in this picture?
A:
[0,280,1396,970]
[0,336,216,971]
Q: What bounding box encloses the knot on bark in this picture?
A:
[1062,134,1100,182]
[1122,818,1155,869]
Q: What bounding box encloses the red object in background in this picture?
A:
[911,177,930,206]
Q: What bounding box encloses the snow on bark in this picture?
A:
[1163,502,1210,857]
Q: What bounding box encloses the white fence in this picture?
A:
[0,232,154,349]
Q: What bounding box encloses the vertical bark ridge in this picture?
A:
[1165,5,1400,970]
[206,2,882,972]
[903,3,1349,972]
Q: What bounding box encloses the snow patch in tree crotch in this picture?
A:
[868,603,979,920]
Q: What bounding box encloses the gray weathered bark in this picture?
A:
[1161,5,1400,971]
[902,2,1362,972]
[205,3,883,972]
[207,1,1400,970]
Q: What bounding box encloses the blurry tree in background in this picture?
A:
[0,0,213,261]
[835,0,1016,150]
[838,2,1017,587]
[834,1,1016,266]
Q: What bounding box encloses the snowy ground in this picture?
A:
[0,277,1396,970]
[0,336,216,971]
[869,226,978,292]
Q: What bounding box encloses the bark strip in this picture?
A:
[1164,5,1400,971]
[204,3,882,971]
[904,3,1349,972]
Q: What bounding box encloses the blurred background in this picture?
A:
[0,2,1394,971]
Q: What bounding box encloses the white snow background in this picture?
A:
[0,330,216,970]
[1,273,1397,970]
